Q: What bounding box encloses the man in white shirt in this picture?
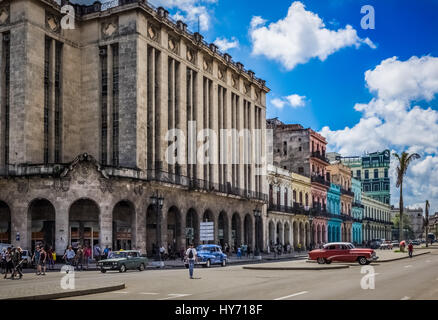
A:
[185,244,197,279]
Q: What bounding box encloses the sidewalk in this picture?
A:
[0,273,124,300]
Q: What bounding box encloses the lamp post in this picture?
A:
[253,208,262,260]
[150,192,164,267]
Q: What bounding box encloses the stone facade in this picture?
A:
[362,195,392,241]
[0,0,270,255]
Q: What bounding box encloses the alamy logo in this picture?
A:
[60,265,75,290]
[361,5,375,30]
[60,5,75,30]
[360,266,376,290]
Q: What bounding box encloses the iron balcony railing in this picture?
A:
[341,188,355,197]
[311,151,330,164]
[352,201,365,208]
[268,203,310,215]
[311,175,331,187]
[362,217,393,225]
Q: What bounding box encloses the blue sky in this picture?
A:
[72,0,438,213]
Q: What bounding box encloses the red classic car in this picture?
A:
[308,242,378,265]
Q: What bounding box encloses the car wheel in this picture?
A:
[206,259,211,268]
[358,257,368,265]
[100,269,107,273]
[317,257,325,264]
[221,259,226,267]
[324,259,332,264]
[119,264,126,273]
[138,263,145,271]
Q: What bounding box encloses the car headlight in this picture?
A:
[113,262,118,265]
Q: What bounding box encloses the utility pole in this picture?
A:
[425,200,430,247]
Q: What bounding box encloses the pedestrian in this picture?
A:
[32,246,41,275]
[84,245,91,270]
[75,246,83,271]
[11,247,24,280]
[237,246,242,259]
[185,244,197,279]
[3,247,13,279]
[159,245,165,260]
[39,247,47,275]
[1,248,6,274]
[63,245,75,267]
[247,245,251,258]
[103,246,109,259]
[297,243,302,253]
[93,244,101,262]
[46,247,54,270]
[408,241,414,258]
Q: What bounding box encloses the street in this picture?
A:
[61,249,438,300]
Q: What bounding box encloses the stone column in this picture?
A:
[179,209,186,249]
[157,49,169,173]
[11,201,29,251]
[55,200,69,256]
[99,203,112,249]
[177,49,187,177]
[135,202,146,254]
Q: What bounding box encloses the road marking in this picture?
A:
[113,291,129,294]
[159,294,192,300]
[274,291,309,300]
[401,296,410,300]
[139,292,160,295]
[404,265,412,268]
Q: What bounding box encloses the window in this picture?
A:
[44,37,51,164]
[365,170,369,179]
[283,141,287,155]
[100,46,108,165]
[2,32,10,166]
[299,146,302,151]
[374,169,378,179]
[384,168,388,178]
[356,170,361,179]
[298,167,304,174]
[112,44,119,166]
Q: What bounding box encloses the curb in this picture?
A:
[376,251,431,263]
[242,265,349,271]
[3,283,126,300]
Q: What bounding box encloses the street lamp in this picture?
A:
[150,192,164,266]
[253,208,262,260]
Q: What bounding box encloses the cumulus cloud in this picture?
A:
[213,37,239,52]
[321,55,438,212]
[271,94,307,109]
[149,0,217,31]
[249,1,375,70]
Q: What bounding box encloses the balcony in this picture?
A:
[311,175,331,187]
[311,151,330,164]
[341,188,355,197]
[268,203,310,215]
[352,201,365,208]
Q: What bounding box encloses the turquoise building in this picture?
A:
[327,183,341,242]
[351,178,363,245]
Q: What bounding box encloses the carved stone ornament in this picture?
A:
[53,177,71,192]
[99,178,113,193]
[147,24,159,42]
[244,83,250,95]
[218,68,224,80]
[102,23,117,37]
[168,37,179,54]
[203,59,212,73]
[186,49,194,63]
[0,6,10,25]
[134,183,144,196]
[17,179,29,194]
[61,153,109,179]
[46,14,60,32]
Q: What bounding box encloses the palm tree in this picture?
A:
[393,152,421,242]
[425,200,430,247]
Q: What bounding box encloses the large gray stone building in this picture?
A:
[0,0,270,256]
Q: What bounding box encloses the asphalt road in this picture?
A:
[63,250,438,300]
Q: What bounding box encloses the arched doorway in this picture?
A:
[243,214,253,248]
[0,201,11,244]
[284,222,290,246]
[69,199,99,252]
[299,222,305,246]
[186,208,198,247]
[268,220,275,246]
[167,206,181,254]
[276,221,283,244]
[28,199,56,251]
[231,213,241,250]
[202,210,215,244]
[146,204,158,256]
[218,211,228,248]
[293,221,298,248]
[112,201,134,251]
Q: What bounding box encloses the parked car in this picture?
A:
[308,242,378,265]
[369,239,383,249]
[184,245,227,268]
[379,241,393,250]
[391,241,399,248]
[411,240,421,246]
[97,250,148,273]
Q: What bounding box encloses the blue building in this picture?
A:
[351,178,363,245]
[327,183,341,242]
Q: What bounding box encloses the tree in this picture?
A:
[393,152,421,241]
[392,213,413,240]
[424,200,430,247]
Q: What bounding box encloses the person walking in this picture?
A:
[237,246,242,259]
[1,248,6,274]
[408,241,414,258]
[39,247,47,275]
[185,244,197,279]
[32,246,41,275]
[83,245,91,270]
[93,244,101,262]
[75,246,83,271]
[46,247,54,270]
[3,247,13,279]
[103,246,109,259]
[63,245,75,267]
[11,247,24,280]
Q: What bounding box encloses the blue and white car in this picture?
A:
[184,245,228,268]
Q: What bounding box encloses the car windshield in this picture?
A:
[197,246,216,252]
[108,252,127,259]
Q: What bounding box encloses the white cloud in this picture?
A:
[321,55,438,213]
[249,1,375,70]
[213,37,239,52]
[149,0,217,31]
[271,94,307,109]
